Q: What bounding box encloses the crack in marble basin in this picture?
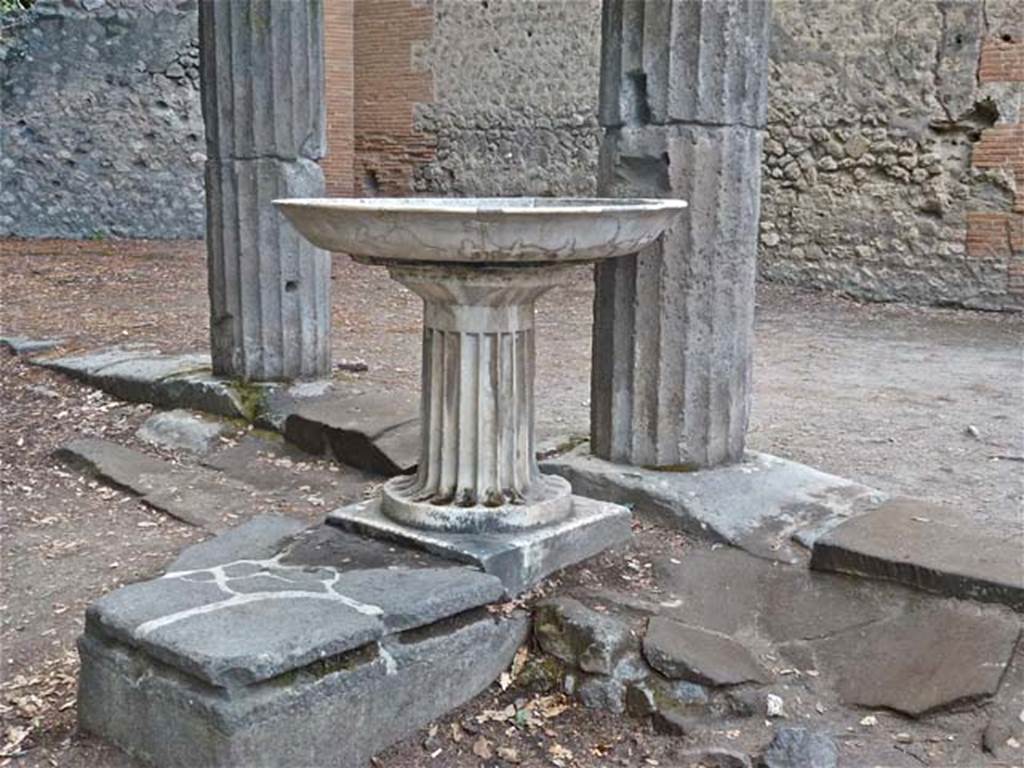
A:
[273,197,688,263]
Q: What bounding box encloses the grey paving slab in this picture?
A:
[812,497,1024,610]
[54,437,253,530]
[642,616,770,686]
[652,548,899,640]
[327,494,632,596]
[34,346,251,417]
[813,599,1021,716]
[203,433,373,499]
[542,450,886,562]
[136,409,229,455]
[278,389,420,475]
[85,517,505,687]
[0,335,62,356]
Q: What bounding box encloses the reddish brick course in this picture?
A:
[978,37,1024,83]
[323,0,355,195]
[353,0,435,195]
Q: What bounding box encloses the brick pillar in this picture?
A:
[591,0,771,468]
[200,0,331,381]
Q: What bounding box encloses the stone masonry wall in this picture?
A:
[759,0,1024,310]
[410,0,602,198]
[0,0,205,238]
[3,0,1022,309]
[346,0,1023,310]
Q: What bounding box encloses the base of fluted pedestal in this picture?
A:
[381,474,573,533]
[327,495,632,596]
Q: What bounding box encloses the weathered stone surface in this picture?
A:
[327,495,632,597]
[599,0,770,128]
[814,599,1021,716]
[577,674,627,714]
[280,389,420,475]
[199,0,325,161]
[812,497,1024,610]
[200,0,330,382]
[79,608,528,768]
[0,335,62,356]
[85,518,505,688]
[137,409,228,455]
[203,433,373,499]
[205,158,331,381]
[535,597,634,675]
[592,125,763,469]
[651,548,900,643]
[55,437,257,530]
[34,347,250,417]
[592,0,771,469]
[679,748,752,768]
[543,450,885,561]
[760,727,838,768]
[1,1,205,239]
[981,641,1024,762]
[642,616,769,687]
[167,515,305,571]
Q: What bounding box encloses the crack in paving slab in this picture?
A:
[137,553,385,638]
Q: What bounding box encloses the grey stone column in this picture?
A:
[592,0,771,468]
[200,0,331,381]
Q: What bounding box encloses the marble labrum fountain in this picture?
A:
[275,197,687,593]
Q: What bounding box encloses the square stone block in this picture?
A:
[77,517,527,768]
[327,496,633,596]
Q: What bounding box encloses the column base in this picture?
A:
[327,494,633,596]
[381,473,573,533]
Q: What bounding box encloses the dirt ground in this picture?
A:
[1,239,1022,767]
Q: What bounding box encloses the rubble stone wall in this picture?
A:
[3,0,1022,309]
[0,0,206,239]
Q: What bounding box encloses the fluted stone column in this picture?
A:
[200,0,331,381]
[592,0,771,468]
[381,264,574,533]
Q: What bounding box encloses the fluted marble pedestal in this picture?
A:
[328,261,630,594]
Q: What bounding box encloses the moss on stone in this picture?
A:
[227,380,269,422]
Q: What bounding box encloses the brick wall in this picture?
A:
[968,26,1024,301]
[323,0,355,195]
[978,37,1024,82]
[352,0,434,196]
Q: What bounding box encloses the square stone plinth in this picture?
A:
[327,496,633,596]
[78,516,528,768]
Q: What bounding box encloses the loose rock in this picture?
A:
[534,597,634,675]
[760,727,838,768]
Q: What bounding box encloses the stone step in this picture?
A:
[542,448,886,563]
[811,497,1024,611]
[78,516,526,768]
[33,346,248,418]
[34,345,421,477]
[272,388,420,476]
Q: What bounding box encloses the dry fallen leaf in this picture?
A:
[548,742,573,766]
[472,736,493,760]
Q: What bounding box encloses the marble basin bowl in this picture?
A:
[273,197,687,263]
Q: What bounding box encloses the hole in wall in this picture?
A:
[285,280,298,293]
[1001,33,1014,43]
[363,169,380,195]
[954,34,962,45]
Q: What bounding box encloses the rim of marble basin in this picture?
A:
[272,197,688,216]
